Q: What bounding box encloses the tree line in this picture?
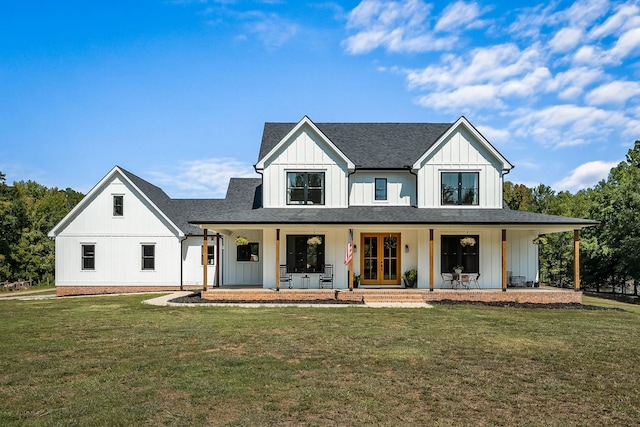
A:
[0,172,83,285]
[504,141,640,296]
[1,140,639,292]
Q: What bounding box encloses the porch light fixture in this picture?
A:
[353,244,357,252]
[405,244,409,253]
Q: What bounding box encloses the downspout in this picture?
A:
[179,235,187,291]
[406,165,418,207]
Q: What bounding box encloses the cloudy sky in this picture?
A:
[1,0,638,197]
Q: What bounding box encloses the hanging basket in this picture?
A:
[235,236,249,246]
[460,237,476,247]
[307,236,322,246]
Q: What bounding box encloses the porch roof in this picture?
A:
[188,178,598,229]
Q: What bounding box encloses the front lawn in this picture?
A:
[0,295,638,426]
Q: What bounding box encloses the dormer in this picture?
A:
[413,117,513,208]
[255,116,354,208]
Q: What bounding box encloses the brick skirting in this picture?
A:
[56,286,186,297]
[201,288,582,304]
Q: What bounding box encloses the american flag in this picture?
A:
[344,229,353,265]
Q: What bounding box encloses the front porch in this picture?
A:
[201,286,582,305]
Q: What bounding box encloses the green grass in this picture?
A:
[0,295,639,426]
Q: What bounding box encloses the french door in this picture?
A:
[361,233,401,285]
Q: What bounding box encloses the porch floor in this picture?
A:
[202,286,582,305]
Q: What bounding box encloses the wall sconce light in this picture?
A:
[405,244,409,253]
[353,244,357,252]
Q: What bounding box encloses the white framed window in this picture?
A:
[141,244,155,270]
[202,244,215,265]
[113,195,124,216]
[287,172,325,205]
[81,244,95,270]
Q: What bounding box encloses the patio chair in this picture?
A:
[468,273,481,289]
[280,265,293,289]
[319,264,334,289]
[441,273,454,288]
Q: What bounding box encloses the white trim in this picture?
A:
[254,116,355,170]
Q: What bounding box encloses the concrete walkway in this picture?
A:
[142,291,432,308]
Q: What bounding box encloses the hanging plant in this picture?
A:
[460,237,476,247]
[235,236,249,246]
[307,236,322,246]
[532,236,547,245]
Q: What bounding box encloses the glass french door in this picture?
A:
[361,233,401,285]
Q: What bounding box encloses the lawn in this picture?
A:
[0,295,638,426]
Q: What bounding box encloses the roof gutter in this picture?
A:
[406,165,418,208]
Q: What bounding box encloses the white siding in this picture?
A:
[223,229,263,285]
[417,128,504,208]
[54,173,182,288]
[261,127,349,208]
[349,171,415,206]
[506,230,539,284]
[182,236,218,288]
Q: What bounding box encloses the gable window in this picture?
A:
[113,195,124,216]
[375,178,387,201]
[82,244,95,270]
[202,245,215,265]
[141,244,155,270]
[237,242,259,262]
[286,235,325,273]
[442,172,479,205]
[441,235,479,273]
[287,172,324,205]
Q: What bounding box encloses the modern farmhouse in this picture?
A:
[49,116,597,297]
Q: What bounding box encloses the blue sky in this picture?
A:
[1,0,638,198]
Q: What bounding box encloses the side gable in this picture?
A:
[48,166,185,238]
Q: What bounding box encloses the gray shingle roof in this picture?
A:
[189,178,598,227]
[259,122,453,168]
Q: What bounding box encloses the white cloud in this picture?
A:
[589,3,640,38]
[475,124,510,144]
[549,27,583,53]
[585,80,640,105]
[241,11,299,49]
[148,158,258,198]
[416,84,503,111]
[553,160,618,191]
[434,1,484,32]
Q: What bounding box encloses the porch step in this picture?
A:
[357,291,426,304]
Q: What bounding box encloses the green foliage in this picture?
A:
[0,172,83,283]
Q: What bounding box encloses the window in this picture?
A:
[286,235,325,273]
[287,172,324,205]
[113,195,124,216]
[442,172,479,205]
[201,245,215,265]
[237,242,259,262]
[375,178,387,201]
[441,235,479,273]
[82,244,95,270]
[141,244,155,270]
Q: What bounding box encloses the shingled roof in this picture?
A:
[258,122,453,168]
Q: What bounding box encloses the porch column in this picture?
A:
[574,229,580,291]
[215,233,221,287]
[429,229,434,291]
[501,229,507,292]
[275,229,280,291]
[203,229,208,291]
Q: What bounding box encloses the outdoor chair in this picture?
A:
[280,265,293,289]
[468,273,481,288]
[319,264,334,289]
[441,273,454,288]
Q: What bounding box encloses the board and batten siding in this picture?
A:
[182,236,218,288]
[416,128,504,208]
[349,171,416,206]
[54,174,182,288]
[223,229,263,285]
[261,128,349,208]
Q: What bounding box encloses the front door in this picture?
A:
[361,233,401,285]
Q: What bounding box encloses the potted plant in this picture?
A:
[235,236,249,246]
[353,274,361,288]
[453,265,464,275]
[402,269,417,288]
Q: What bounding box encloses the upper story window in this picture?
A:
[113,195,124,216]
[375,178,387,201]
[442,172,479,205]
[287,172,324,205]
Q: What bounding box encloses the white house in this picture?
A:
[49,116,597,296]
